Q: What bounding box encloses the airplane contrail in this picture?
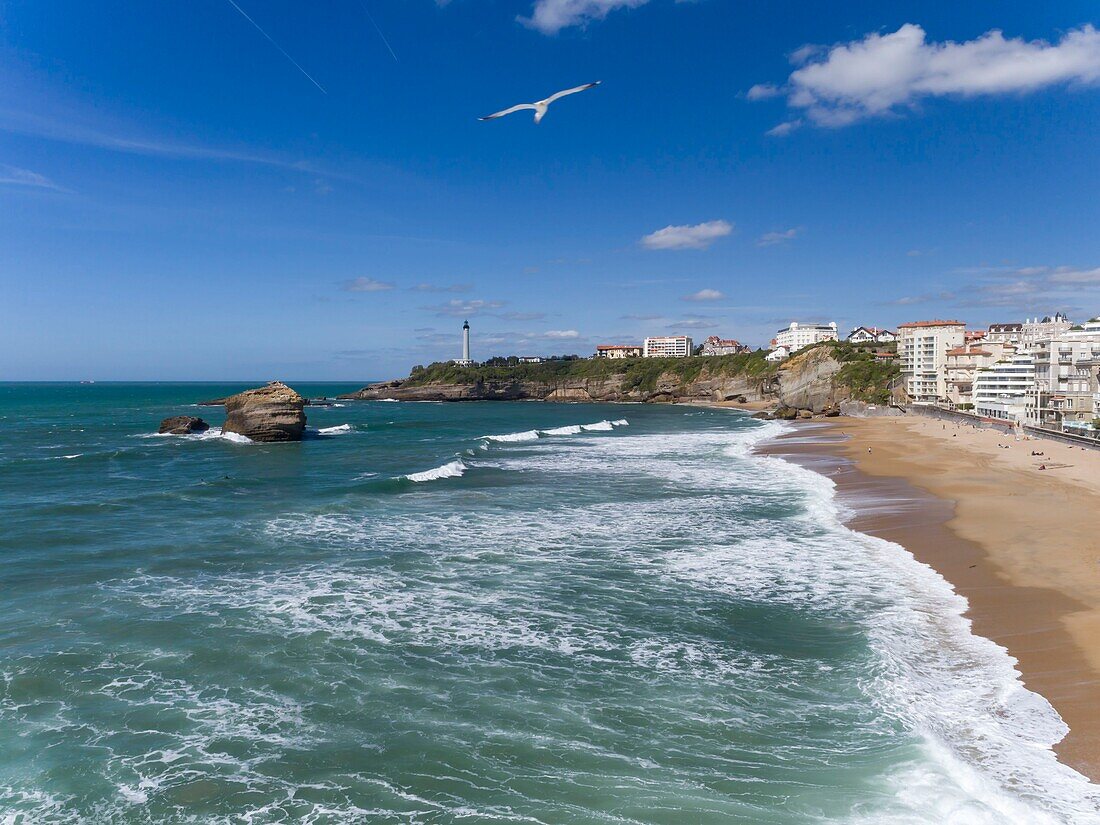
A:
[224,0,327,94]
[357,0,399,63]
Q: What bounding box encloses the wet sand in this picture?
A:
[759,417,1100,781]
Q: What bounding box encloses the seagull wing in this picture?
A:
[479,103,538,121]
[542,81,601,106]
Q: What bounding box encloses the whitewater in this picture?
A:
[0,383,1096,824]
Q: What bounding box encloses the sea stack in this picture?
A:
[222,381,307,443]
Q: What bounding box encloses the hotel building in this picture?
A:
[643,336,693,358]
[944,341,1008,407]
[774,322,838,353]
[898,320,966,403]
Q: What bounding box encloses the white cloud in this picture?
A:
[341,277,394,292]
[409,283,472,293]
[0,163,62,190]
[746,83,782,100]
[1048,266,1100,284]
[683,288,724,302]
[540,329,580,339]
[765,120,802,137]
[519,0,649,34]
[641,219,732,251]
[757,227,801,246]
[751,23,1100,127]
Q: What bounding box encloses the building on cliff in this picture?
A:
[643,336,693,358]
[701,336,749,356]
[595,345,642,359]
[774,322,838,353]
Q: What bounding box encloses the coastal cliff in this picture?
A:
[341,343,900,414]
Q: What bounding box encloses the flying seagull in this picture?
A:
[479,81,602,124]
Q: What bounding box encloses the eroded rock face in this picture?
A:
[222,382,306,443]
[158,416,210,435]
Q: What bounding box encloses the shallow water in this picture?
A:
[1,383,1096,823]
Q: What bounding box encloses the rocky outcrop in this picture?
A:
[342,371,768,405]
[341,345,884,417]
[158,416,209,435]
[222,382,307,442]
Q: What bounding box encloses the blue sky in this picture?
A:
[2,0,1099,380]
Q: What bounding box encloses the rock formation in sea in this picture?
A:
[158,416,210,435]
[222,381,307,442]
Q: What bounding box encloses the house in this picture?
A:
[643,336,693,358]
[594,345,642,360]
[847,326,897,344]
[517,356,545,364]
[898,320,966,403]
[774,321,838,353]
[766,345,791,363]
[701,336,749,356]
[986,323,1022,345]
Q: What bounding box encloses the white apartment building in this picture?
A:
[944,342,1008,407]
[973,353,1036,423]
[643,336,693,358]
[766,346,791,362]
[595,345,642,359]
[1021,313,1072,349]
[774,322,837,353]
[898,320,966,403]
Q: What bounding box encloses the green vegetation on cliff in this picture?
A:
[823,341,901,404]
[405,350,777,393]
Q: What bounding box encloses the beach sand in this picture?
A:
[760,416,1100,780]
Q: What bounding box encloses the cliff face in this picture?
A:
[343,347,866,413]
[773,345,845,412]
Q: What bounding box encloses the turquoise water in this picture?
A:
[1,383,1096,824]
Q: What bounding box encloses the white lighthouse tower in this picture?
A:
[455,319,474,366]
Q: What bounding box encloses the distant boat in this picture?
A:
[79,380,95,384]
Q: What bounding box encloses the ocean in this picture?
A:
[1,383,1096,824]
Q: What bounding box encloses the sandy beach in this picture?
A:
[762,415,1100,781]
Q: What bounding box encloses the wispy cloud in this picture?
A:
[408,283,473,293]
[756,227,801,247]
[0,163,63,191]
[683,288,724,302]
[641,220,733,251]
[750,23,1100,128]
[341,277,395,292]
[426,299,506,317]
[668,319,719,330]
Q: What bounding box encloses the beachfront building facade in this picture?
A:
[847,326,897,345]
[1030,333,1100,427]
[701,336,749,356]
[1021,313,1072,349]
[595,345,642,360]
[898,320,966,404]
[774,322,838,353]
[986,323,1022,345]
[944,342,1007,407]
[643,336,693,358]
[973,353,1036,423]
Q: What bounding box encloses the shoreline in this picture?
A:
[758,416,1100,782]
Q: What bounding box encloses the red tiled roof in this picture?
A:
[947,347,992,356]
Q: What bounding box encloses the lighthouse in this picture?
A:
[456,320,474,366]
